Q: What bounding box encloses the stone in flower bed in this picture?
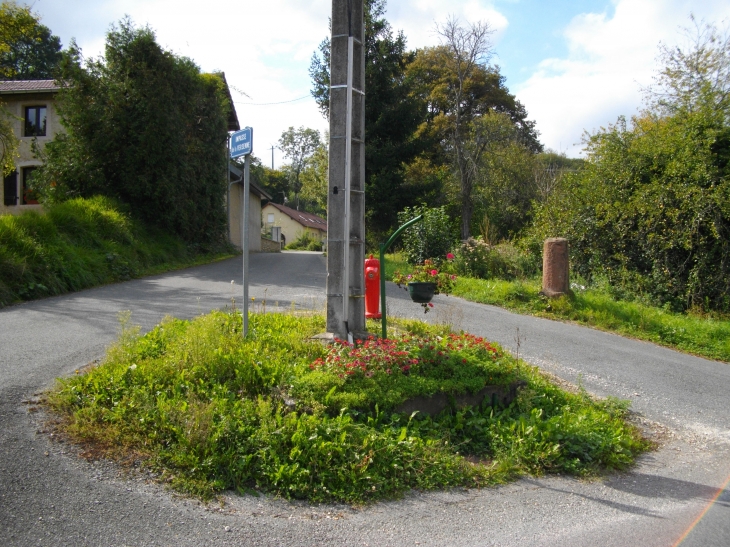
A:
[394,380,527,416]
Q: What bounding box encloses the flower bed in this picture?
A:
[293,332,519,413]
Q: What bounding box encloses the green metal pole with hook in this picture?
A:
[379,215,422,339]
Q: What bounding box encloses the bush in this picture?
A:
[526,23,730,312]
[454,238,536,280]
[285,231,322,251]
[398,205,455,264]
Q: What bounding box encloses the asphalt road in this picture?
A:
[1,252,728,546]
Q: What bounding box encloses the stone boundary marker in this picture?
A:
[541,237,570,297]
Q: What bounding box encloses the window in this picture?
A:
[24,106,47,137]
[3,171,18,206]
[22,166,39,205]
[267,213,275,223]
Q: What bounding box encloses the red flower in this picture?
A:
[430,269,438,276]
[446,253,455,260]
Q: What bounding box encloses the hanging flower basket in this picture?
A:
[407,282,436,303]
[392,258,457,313]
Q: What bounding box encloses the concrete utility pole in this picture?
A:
[326,0,366,341]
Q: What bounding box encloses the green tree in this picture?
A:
[465,112,538,240]
[407,18,541,240]
[0,1,62,79]
[310,0,428,239]
[278,126,320,207]
[647,16,730,117]
[299,139,328,216]
[247,155,290,206]
[35,20,231,245]
[531,151,584,204]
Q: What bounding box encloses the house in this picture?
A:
[1,80,61,215]
[0,74,268,254]
[227,161,273,252]
[262,202,327,248]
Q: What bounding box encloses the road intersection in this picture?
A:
[1,252,728,546]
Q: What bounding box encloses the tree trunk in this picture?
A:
[460,187,473,240]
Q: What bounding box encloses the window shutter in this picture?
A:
[4,171,18,206]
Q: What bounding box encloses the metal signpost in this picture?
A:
[230,127,253,337]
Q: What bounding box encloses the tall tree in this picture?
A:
[0,1,62,79]
[35,20,231,245]
[647,16,730,117]
[461,111,536,240]
[299,139,328,216]
[278,126,320,209]
[310,0,428,239]
[407,18,541,239]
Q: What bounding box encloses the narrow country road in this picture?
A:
[1,252,728,546]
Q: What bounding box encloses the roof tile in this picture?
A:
[267,202,327,232]
[0,80,61,93]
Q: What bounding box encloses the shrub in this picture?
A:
[454,238,536,280]
[285,231,322,251]
[34,20,230,245]
[397,205,455,264]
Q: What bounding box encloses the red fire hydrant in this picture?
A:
[364,254,381,319]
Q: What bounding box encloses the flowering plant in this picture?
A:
[392,258,457,312]
[310,332,503,379]
[297,332,515,412]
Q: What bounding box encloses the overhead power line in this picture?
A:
[234,95,312,106]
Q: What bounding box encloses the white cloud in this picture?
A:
[514,0,730,156]
[388,0,508,50]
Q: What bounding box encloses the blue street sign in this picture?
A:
[230,127,253,158]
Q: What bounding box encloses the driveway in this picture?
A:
[1,252,728,546]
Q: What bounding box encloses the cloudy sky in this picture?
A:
[30,0,730,165]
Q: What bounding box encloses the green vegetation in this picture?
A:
[384,253,730,363]
[0,97,17,176]
[398,205,456,265]
[527,20,729,313]
[0,1,62,80]
[0,196,234,307]
[284,232,323,252]
[48,310,648,504]
[33,18,232,245]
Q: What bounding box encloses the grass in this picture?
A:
[384,253,730,363]
[0,196,237,307]
[46,310,649,504]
